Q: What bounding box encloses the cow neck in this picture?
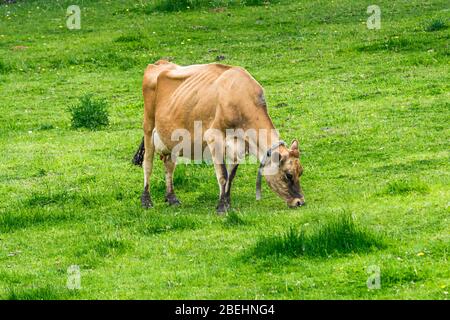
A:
[249,121,286,200]
[248,122,282,163]
[263,133,280,161]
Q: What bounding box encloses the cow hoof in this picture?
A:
[165,194,181,206]
[141,192,153,209]
[216,202,230,215]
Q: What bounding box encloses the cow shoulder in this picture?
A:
[216,66,266,109]
[143,60,178,92]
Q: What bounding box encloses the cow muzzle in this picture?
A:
[288,197,305,208]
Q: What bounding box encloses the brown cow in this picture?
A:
[140,60,305,213]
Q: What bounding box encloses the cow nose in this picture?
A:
[289,198,305,208]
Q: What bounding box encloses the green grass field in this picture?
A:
[0,0,449,299]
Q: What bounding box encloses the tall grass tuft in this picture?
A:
[381,179,429,196]
[244,0,270,6]
[0,209,74,233]
[7,285,77,300]
[149,0,272,12]
[139,214,202,235]
[252,215,386,258]
[93,236,130,257]
[0,59,12,74]
[152,0,198,12]
[425,19,448,32]
[69,94,109,130]
[224,211,247,227]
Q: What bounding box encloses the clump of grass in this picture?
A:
[114,33,149,51]
[0,209,74,233]
[93,237,130,257]
[150,0,271,12]
[252,215,385,258]
[35,168,47,177]
[26,190,74,207]
[68,94,109,130]
[97,52,136,70]
[114,33,144,43]
[244,0,271,6]
[72,236,131,269]
[224,211,247,227]
[0,59,12,74]
[252,227,306,258]
[151,0,205,12]
[7,285,77,300]
[173,165,202,188]
[381,263,425,287]
[37,123,55,130]
[356,37,429,53]
[425,19,448,32]
[382,179,429,196]
[140,215,201,235]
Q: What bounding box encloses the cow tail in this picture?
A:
[132,136,145,166]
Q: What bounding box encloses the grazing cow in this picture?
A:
[139,60,305,213]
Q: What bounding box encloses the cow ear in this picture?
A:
[289,140,300,158]
[290,139,299,151]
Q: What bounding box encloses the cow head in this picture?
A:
[263,140,305,208]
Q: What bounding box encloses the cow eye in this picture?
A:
[285,173,293,180]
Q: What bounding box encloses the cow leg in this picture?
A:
[224,164,239,207]
[162,154,181,205]
[205,129,229,214]
[215,164,229,214]
[141,126,155,208]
